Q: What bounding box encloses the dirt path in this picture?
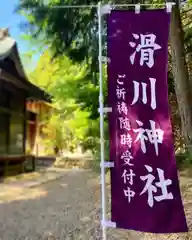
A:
[0,169,191,239]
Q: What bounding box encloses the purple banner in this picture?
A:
[107,9,188,233]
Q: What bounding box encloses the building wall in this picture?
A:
[26,101,54,156]
[0,112,9,154]
[26,111,37,154]
[0,81,25,155]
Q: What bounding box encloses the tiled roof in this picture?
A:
[0,28,51,102]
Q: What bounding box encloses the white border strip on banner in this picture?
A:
[166,2,173,12]
[98,107,112,113]
[100,161,115,168]
[135,4,141,14]
[101,220,117,228]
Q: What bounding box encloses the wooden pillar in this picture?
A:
[5,88,10,155]
[6,113,10,154]
[23,95,27,155]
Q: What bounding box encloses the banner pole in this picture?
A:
[44,3,176,8]
[98,2,107,240]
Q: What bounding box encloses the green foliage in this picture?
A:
[182,5,192,51]
[19,0,192,162]
[176,150,192,169]
[17,0,102,81]
[27,50,105,155]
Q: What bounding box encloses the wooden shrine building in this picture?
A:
[0,28,50,176]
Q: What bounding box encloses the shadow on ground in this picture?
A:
[0,170,191,240]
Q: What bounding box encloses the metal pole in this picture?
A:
[43,3,175,8]
[98,2,107,240]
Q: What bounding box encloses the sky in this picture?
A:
[0,0,39,70]
[0,0,28,53]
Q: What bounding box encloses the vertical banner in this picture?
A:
[107,9,188,233]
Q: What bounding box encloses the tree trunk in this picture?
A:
[187,52,192,85]
[170,3,192,149]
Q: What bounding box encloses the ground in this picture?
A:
[0,168,191,240]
